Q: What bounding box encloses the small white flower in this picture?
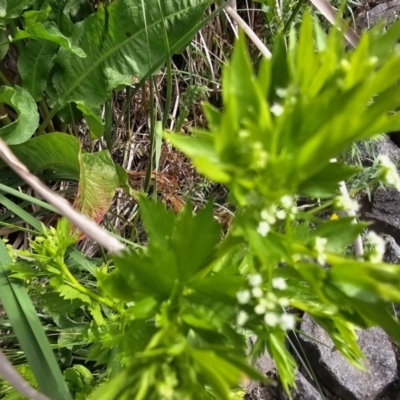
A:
[280,195,294,209]
[237,311,249,326]
[280,314,296,330]
[330,158,337,163]
[252,287,263,298]
[334,195,360,213]
[272,277,287,290]
[367,231,385,263]
[378,155,400,191]
[270,103,284,116]
[257,221,270,237]
[275,87,287,98]
[237,290,251,304]
[315,237,328,265]
[276,209,286,220]
[261,208,277,224]
[248,274,262,287]
[278,297,290,307]
[255,303,266,315]
[264,312,279,327]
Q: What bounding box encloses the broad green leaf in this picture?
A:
[0,0,33,19]
[74,151,119,226]
[0,241,72,400]
[18,39,58,101]
[53,0,212,108]
[0,86,39,145]
[14,21,85,57]
[0,133,81,177]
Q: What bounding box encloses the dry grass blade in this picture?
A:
[0,350,51,400]
[0,139,125,255]
[309,0,360,47]
[225,5,272,58]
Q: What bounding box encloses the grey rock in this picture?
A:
[383,234,400,264]
[360,187,400,245]
[356,136,400,168]
[357,0,400,30]
[298,314,397,400]
[245,337,278,399]
[280,370,322,400]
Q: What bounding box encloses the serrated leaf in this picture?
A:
[58,284,92,304]
[171,201,221,281]
[0,86,39,145]
[14,22,85,57]
[53,0,212,108]
[18,39,58,101]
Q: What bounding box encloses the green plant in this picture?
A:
[3,3,400,400]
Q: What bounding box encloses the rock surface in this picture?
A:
[245,337,278,400]
[357,0,400,30]
[356,136,400,167]
[360,187,400,245]
[383,234,400,264]
[298,314,397,400]
[280,369,322,400]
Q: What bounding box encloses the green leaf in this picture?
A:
[0,240,72,400]
[53,0,212,108]
[74,150,119,226]
[312,218,367,252]
[171,201,221,281]
[18,39,58,101]
[0,133,81,178]
[0,86,39,145]
[76,103,104,139]
[0,29,9,60]
[1,0,33,19]
[14,22,85,57]
[298,163,361,198]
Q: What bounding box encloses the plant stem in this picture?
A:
[0,103,12,126]
[39,99,55,133]
[60,261,119,312]
[0,69,11,86]
[38,103,60,133]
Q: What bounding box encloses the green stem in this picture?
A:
[39,98,55,133]
[7,20,23,54]
[60,262,119,312]
[0,103,12,126]
[283,0,305,34]
[0,69,11,86]
[38,103,60,134]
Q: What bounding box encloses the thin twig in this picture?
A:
[224,5,272,59]
[308,0,359,47]
[0,349,51,400]
[0,139,126,255]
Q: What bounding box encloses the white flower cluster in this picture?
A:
[256,196,297,237]
[366,231,385,263]
[314,236,328,265]
[334,195,360,213]
[377,155,400,191]
[236,274,296,331]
